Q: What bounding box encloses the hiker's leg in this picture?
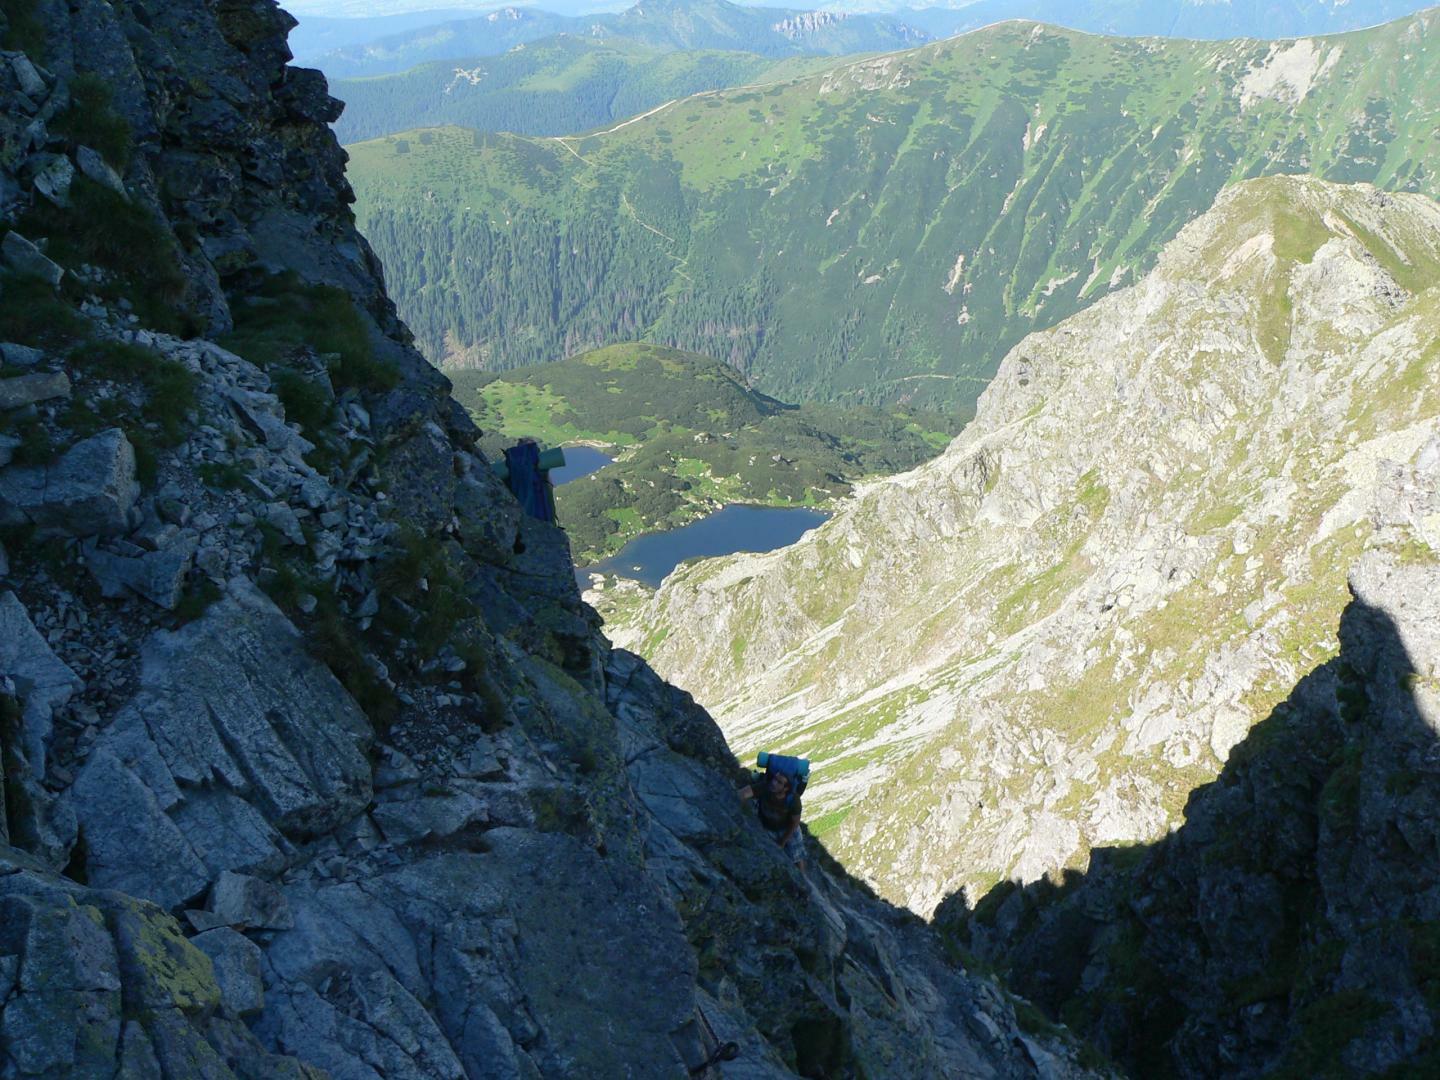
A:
[784,828,805,873]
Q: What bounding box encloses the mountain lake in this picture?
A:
[551,445,614,484]
[577,504,830,588]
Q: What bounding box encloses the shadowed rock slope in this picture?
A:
[601,175,1440,924]
[0,1,1095,1076]
[939,447,1440,1076]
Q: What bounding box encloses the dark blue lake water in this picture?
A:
[578,504,830,588]
[551,445,614,485]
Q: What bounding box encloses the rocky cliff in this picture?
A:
[939,445,1440,1075]
[0,2,1093,1077]
[598,175,1440,924]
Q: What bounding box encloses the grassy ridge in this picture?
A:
[331,38,832,142]
[349,13,1440,411]
[455,342,958,558]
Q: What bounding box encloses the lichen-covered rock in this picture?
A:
[0,848,317,1079]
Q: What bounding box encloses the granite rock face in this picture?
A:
[0,2,1095,1077]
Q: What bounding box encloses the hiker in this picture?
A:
[738,761,807,873]
[502,438,558,523]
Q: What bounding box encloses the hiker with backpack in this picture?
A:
[738,752,808,874]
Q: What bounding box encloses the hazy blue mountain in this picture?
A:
[845,0,1438,40]
[308,0,928,77]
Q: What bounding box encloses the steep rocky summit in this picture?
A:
[0,1,1093,1077]
[603,175,1440,924]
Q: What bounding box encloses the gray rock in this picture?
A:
[84,534,198,609]
[0,541,8,578]
[0,342,44,368]
[0,591,82,779]
[1,232,63,286]
[0,370,70,410]
[208,870,293,931]
[224,386,312,466]
[0,427,139,537]
[192,928,265,1015]
[68,580,372,909]
[73,145,126,197]
[0,434,18,469]
[29,153,73,207]
[263,501,305,546]
[9,55,48,99]
[370,789,487,845]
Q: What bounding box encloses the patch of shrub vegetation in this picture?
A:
[18,178,190,333]
[196,461,247,491]
[255,549,399,733]
[220,273,399,394]
[374,527,471,661]
[49,73,133,169]
[270,368,332,432]
[0,413,58,466]
[0,0,47,59]
[172,578,223,625]
[1273,991,1388,1078]
[78,341,197,443]
[0,272,90,348]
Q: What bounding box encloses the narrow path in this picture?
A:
[620,192,678,243]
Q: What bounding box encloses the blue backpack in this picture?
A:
[502,441,557,523]
[756,751,809,810]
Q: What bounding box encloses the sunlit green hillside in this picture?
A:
[350,12,1440,410]
[455,342,957,557]
[331,38,833,142]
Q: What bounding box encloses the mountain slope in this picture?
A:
[596,176,1440,919]
[0,2,1095,1076]
[330,37,826,142]
[348,12,1440,411]
[314,0,928,77]
[940,511,1440,1076]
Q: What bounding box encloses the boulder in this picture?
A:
[192,928,265,1015]
[0,232,62,286]
[207,870,293,931]
[0,343,44,368]
[73,145,126,197]
[0,371,69,410]
[0,591,82,779]
[84,534,198,609]
[28,153,73,207]
[8,55,48,100]
[0,428,138,537]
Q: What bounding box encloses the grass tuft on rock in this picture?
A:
[220,273,399,394]
[49,73,133,169]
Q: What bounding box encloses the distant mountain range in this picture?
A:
[347,11,1440,412]
[301,0,929,77]
[836,0,1438,39]
[291,0,1440,78]
[328,38,831,142]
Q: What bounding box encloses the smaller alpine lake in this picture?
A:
[577,504,830,588]
[550,445,614,485]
